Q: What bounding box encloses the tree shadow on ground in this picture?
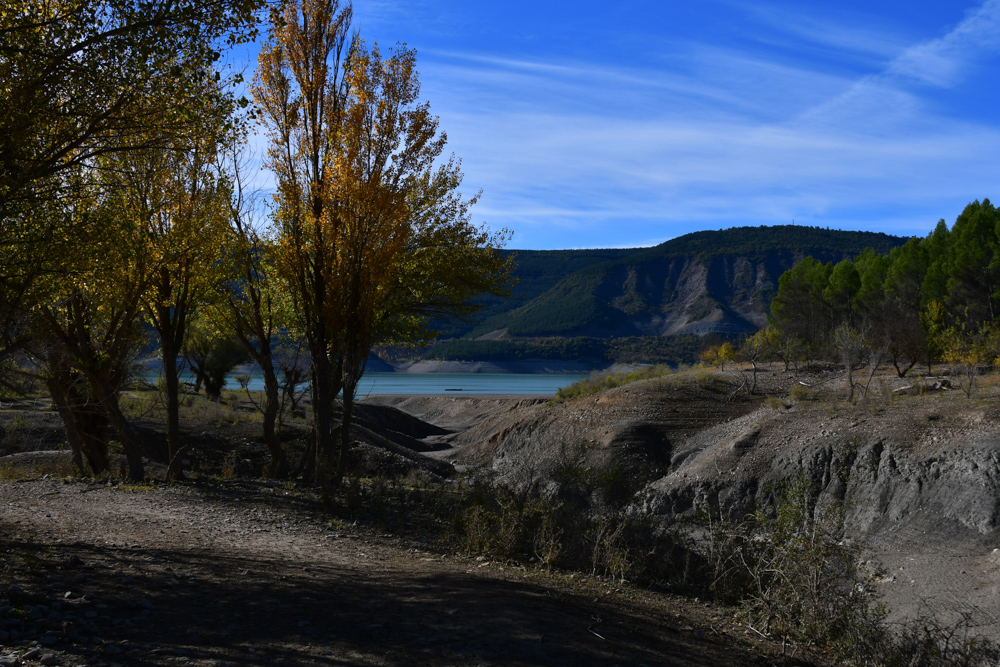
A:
[1,534,791,667]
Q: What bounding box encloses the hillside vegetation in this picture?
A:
[455,226,906,341]
[768,199,1000,389]
[421,333,737,365]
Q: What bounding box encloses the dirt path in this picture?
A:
[0,479,811,666]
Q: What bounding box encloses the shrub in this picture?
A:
[889,614,1000,667]
[454,461,700,586]
[221,451,239,480]
[764,396,787,410]
[707,478,886,661]
[789,383,809,401]
[695,369,715,389]
[706,478,998,665]
[554,364,671,402]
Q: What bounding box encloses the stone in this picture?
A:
[40,655,59,666]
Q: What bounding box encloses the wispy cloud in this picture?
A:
[243,1,1000,249]
[406,1,1000,247]
[888,0,1000,86]
[737,3,911,63]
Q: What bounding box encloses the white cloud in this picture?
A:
[738,3,911,62]
[242,1,1000,248]
[887,0,1000,86]
[410,1,1000,247]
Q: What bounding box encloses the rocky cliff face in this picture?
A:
[638,402,1000,536]
[449,370,1000,636]
[448,374,758,493]
[592,253,780,336]
[479,226,907,338]
[636,396,1000,636]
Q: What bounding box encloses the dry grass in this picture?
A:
[553,364,673,402]
[0,454,78,480]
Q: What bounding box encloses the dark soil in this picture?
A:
[0,479,821,666]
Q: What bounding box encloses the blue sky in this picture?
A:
[247,0,1000,249]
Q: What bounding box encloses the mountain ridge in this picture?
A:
[465,225,908,339]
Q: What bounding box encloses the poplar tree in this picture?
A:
[254,0,512,480]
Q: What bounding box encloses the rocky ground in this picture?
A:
[4,363,1000,665]
[398,365,1000,641]
[0,478,812,667]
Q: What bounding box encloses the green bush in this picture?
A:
[764,396,787,410]
[789,383,810,401]
[695,369,715,389]
[554,365,672,402]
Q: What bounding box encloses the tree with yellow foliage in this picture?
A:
[939,323,1000,399]
[134,142,232,480]
[254,0,512,480]
[253,0,354,475]
[329,41,511,481]
[27,169,155,479]
[701,341,735,371]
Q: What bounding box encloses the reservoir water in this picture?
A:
[146,371,589,396]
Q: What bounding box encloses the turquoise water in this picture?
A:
[146,371,588,396]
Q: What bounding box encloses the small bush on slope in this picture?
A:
[553,364,673,402]
[708,477,1000,665]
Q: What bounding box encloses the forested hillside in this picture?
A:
[767,199,1000,383]
[457,225,906,339]
[446,247,643,337]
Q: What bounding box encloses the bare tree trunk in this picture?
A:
[50,386,113,476]
[86,377,144,481]
[47,376,87,473]
[336,373,359,486]
[261,357,288,478]
[311,354,336,480]
[161,344,185,480]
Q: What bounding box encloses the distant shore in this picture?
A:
[139,356,650,376]
[370,358,601,374]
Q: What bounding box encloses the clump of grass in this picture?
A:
[789,383,810,401]
[554,364,672,402]
[1,414,28,453]
[221,450,240,479]
[0,455,79,480]
[764,396,788,410]
[694,369,716,389]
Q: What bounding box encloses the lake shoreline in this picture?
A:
[139,356,613,375]
[369,358,602,374]
[139,369,590,396]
